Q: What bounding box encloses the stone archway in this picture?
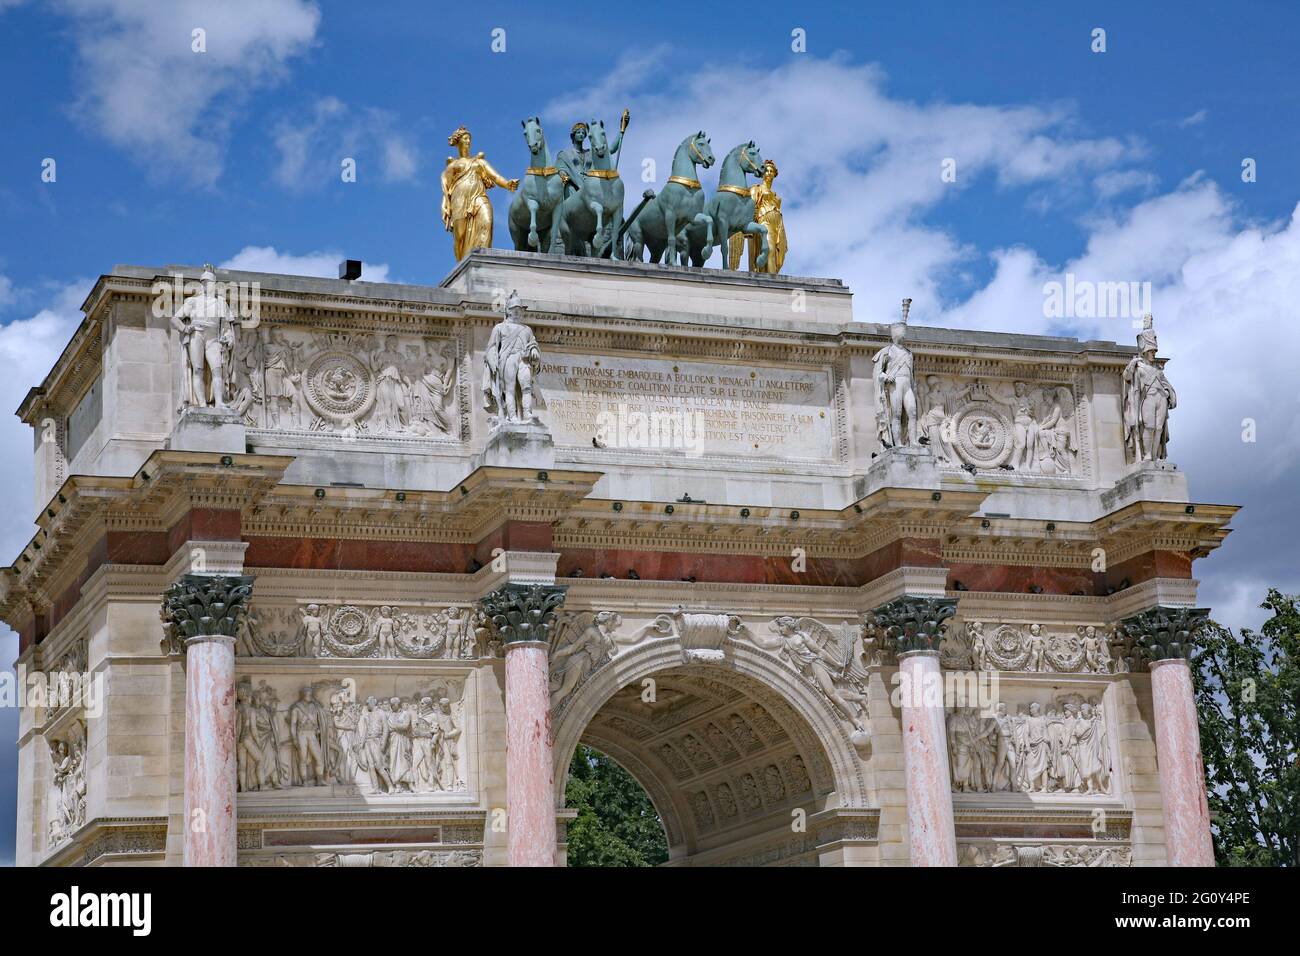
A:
[552,639,875,866]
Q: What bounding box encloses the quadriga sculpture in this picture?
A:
[507,116,566,253]
[558,118,625,258]
[624,130,715,265]
[682,140,769,269]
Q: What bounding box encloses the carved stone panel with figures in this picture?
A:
[236,600,492,660]
[958,843,1132,867]
[45,720,87,849]
[947,692,1112,795]
[230,324,466,441]
[944,620,1116,674]
[914,372,1086,478]
[235,675,468,797]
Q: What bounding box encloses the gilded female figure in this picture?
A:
[728,158,787,273]
[441,126,519,260]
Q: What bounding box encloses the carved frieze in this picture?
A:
[947,621,1116,673]
[235,677,466,796]
[749,616,871,754]
[548,607,752,710]
[958,843,1132,867]
[242,848,481,867]
[44,638,87,714]
[235,601,489,659]
[232,325,463,440]
[915,373,1084,477]
[947,694,1111,795]
[45,720,87,849]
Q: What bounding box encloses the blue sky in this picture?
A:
[2,0,1299,865]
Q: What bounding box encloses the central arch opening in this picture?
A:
[563,664,839,866]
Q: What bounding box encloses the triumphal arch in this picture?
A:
[3,250,1235,867]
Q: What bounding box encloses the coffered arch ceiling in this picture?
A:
[568,665,839,864]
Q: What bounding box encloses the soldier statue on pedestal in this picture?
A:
[171,264,260,410]
[481,290,542,425]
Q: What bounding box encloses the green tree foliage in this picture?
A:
[1193,589,1299,866]
[564,744,669,867]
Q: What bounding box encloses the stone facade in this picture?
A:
[2,250,1236,866]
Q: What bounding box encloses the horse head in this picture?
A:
[521,116,545,156]
[737,140,764,178]
[687,130,715,169]
[589,119,609,158]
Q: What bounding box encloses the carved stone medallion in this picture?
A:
[328,605,374,656]
[951,402,1014,469]
[986,624,1031,670]
[303,345,375,427]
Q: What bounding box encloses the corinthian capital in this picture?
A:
[160,573,255,654]
[866,596,958,656]
[478,584,567,646]
[1114,606,1209,670]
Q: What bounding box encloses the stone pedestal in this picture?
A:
[504,641,556,867]
[862,444,941,495]
[168,405,246,454]
[183,634,238,867]
[477,420,555,470]
[1150,658,1216,866]
[898,650,958,867]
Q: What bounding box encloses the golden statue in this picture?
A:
[441,126,519,260]
[728,158,788,274]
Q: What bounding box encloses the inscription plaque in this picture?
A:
[539,353,836,462]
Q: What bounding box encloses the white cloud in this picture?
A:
[546,54,1135,324]
[1094,169,1158,200]
[221,245,392,283]
[548,54,1299,631]
[54,0,320,186]
[948,184,1300,628]
[0,280,88,558]
[271,96,418,188]
[1178,109,1209,128]
[0,281,87,870]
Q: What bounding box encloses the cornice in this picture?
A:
[1,451,293,623]
[555,486,987,559]
[244,466,602,542]
[941,499,1236,569]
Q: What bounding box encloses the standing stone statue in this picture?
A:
[873,298,918,448]
[171,264,260,410]
[1123,313,1177,462]
[481,290,542,425]
[441,126,519,260]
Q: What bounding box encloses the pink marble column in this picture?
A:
[898,650,958,867]
[183,635,238,867]
[505,641,556,867]
[1150,658,1215,866]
